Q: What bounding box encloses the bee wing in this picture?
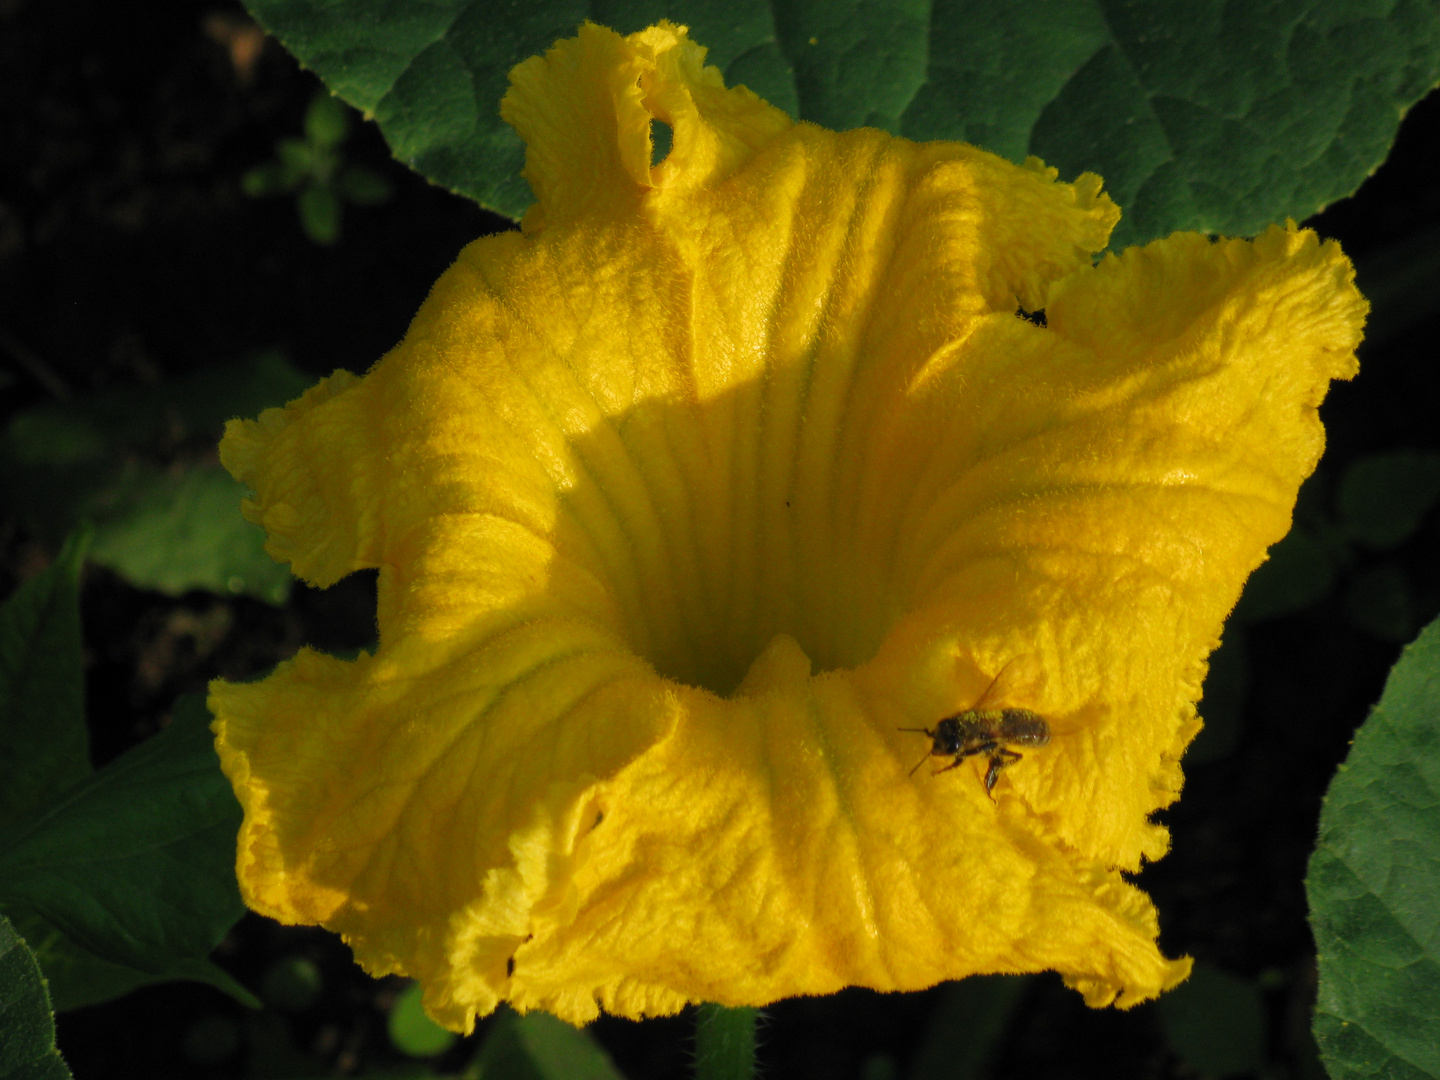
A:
[969,654,1041,710]
[968,657,1016,711]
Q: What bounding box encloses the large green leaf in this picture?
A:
[0,541,256,1010]
[1307,615,1440,1080]
[0,695,244,974]
[0,531,90,833]
[243,0,1439,247]
[3,906,257,1013]
[0,914,72,1080]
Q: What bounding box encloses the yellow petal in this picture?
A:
[210,21,1364,1031]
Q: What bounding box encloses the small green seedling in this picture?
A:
[242,91,394,245]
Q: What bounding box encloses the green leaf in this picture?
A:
[0,354,309,603]
[305,91,352,148]
[242,160,296,197]
[648,118,673,166]
[0,530,90,833]
[277,136,316,177]
[298,183,342,245]
[164,350,314,436]
[1014,1,1440,249]
[86,463,292,605]
[0,352,311,469]
[0,914,72,1080]
[3,906,258,1013]
[1336,451,1440,550]
[0,540,257,1013]
[1307,614,1440,1080]
[0,695,244,974]
[387,981,459,1058]
[776,0,928,130]
[242,0,1440,247]
[471,1007,624,1080]
[4,907,155,1010]
[1156,962,1266,1077]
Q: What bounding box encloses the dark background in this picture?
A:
[2,1,1437,1077]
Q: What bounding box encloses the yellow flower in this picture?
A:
[209,22,1365,1031]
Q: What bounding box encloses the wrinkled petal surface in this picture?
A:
[210,22,1365,1030]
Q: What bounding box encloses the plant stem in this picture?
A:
[694,1003,758,1080]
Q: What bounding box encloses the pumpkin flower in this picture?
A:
[209,22,1365,1031]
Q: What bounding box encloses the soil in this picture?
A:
[2,2,1437,1078]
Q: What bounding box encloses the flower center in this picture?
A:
[555,385,901,697]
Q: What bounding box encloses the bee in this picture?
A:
[901,663,1051,797]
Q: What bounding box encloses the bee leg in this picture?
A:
[982,748,1024,797]
[933,743,988,776]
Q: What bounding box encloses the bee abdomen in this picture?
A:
[997,709,1050,746]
